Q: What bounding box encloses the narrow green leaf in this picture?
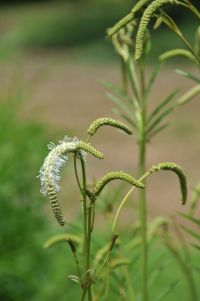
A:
[148,89,179,123]
[147,106,174,135]
[178,212,200,227]
[194,26,200,57]
[107,92,133,117]
[148,123,169,140]
[99,79,132,104]
[112,108,137,129]
[144,64,162,101]
[156,280,179,301]
[175,69,200,84]
[183,1,200,20]
[111,258,131,269]
[126,57,140,101]
[158,11,182,36]
[159,49,198,64]
[44,234,81,249]
[177,85,200,105]
[191,243,200,251]
[193,265,200,273]
[149,260,171,289]
[181,225,200,241]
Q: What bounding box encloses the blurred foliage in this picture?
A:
[0,85,68,300]
[0,87,47,299]
[0,1,198,64]
[0,2,131,48]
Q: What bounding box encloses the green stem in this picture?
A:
[123,266,136,301]
[87,204,93,301]
[74,155,82,193]
[139,62,148,301]
[80,158,88,256]
[81,289,87,301]
[121,57,128,94]
[80,157,93,301]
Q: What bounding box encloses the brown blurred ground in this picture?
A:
[1,51,200,221]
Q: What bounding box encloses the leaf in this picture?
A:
[99,79,132,104]
[111,258,130,269]
[144,63,162,102]
[158,11,182,36]
[193,265,200,273]
[190,182,200,215]
[191,243,200,251]
[43,234,81,249]
[183,1,200,20]
[194,26,200,57]
[68,275,81,284]
[148,123,169,140]
[177,212,200,227]
[181,225,200,241]
[126,57,140,101]
[177,85,200,105]
[106,92,133,118]
[159,49,198,64]
[148,89,179,123]
[147,106,175,136]
[155,280,179,301]
[148,217,169,241]
[112,108,137,129]
[93,242,111,266]
[175,69,200,84]
[149,260,171,289]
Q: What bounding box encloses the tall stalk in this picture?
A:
[80,157,93,301]
[138,61,148,301]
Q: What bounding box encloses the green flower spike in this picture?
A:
[150,162,187,204]
[135,0,179,60]
[93,171,144,198]
[107,0,151,37]
[87,117,133,137]
[77,141,103,159]
[48,185,65,226]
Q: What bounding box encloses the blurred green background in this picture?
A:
[0,1,199,300]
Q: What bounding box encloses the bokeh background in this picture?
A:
[0,0,199,300]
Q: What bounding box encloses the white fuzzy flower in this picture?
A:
[38,136,82,195]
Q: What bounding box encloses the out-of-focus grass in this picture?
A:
[0,84,75,300]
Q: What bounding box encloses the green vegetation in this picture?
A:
[0,1,200,301]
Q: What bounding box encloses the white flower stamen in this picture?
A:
[38,136,80,195]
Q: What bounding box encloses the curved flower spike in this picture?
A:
[87,118,133,137]
[107,12,134,37]
[38,136,103,225]
[77,141,103,159]
[107,0,151,37]
[44,234,81,249]
[92,171,144,199]
[48,185,65,226]
[150,162,187,204]
[135,0,179,60]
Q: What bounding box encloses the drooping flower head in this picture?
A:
[39,136,81,195]
[38,136,103,225]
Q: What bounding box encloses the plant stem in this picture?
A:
[139,61,148,301]
[87,204,93,301]
[80,158,88,256]
[80,157,93,301]
[121,57,128,94]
